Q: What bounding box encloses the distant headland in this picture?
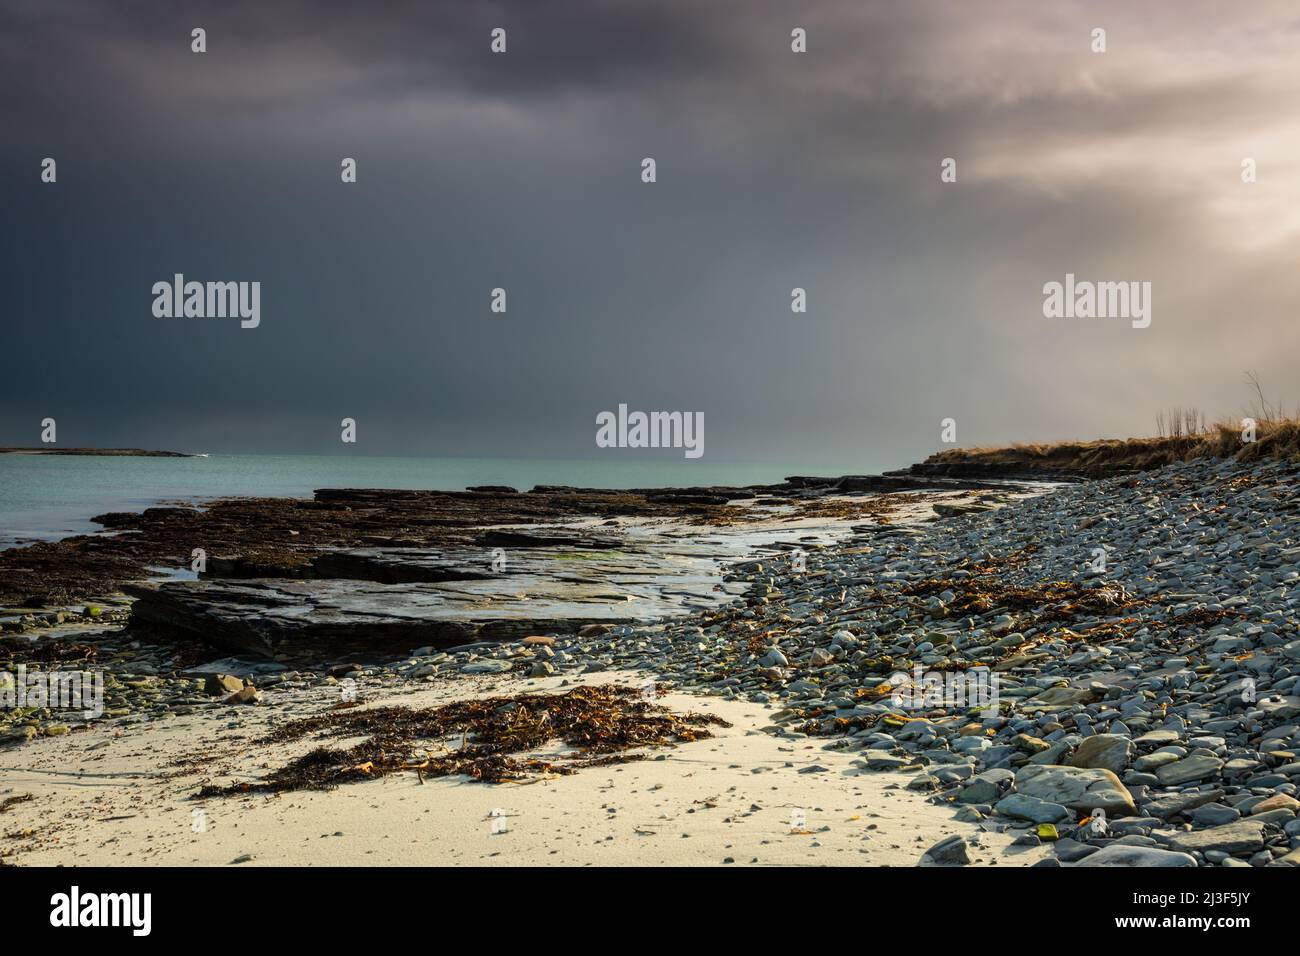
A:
[0,448,193,457]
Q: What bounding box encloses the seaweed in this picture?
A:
[898,577,1140,621]
[199,683,730,795]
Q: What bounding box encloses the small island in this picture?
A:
[0,448,193,457]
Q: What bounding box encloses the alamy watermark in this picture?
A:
[596,404,703,459]
[50,886,151,936]
[152,274,260,329]
[888,665,999,712]
[1043,274,1150,329]
[1,665,104,719]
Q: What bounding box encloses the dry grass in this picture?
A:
[923,418,1300,478]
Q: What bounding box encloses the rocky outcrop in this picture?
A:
[123,538,748,657]
[0,471,980,607]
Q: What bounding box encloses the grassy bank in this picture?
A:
[920,418,1300,479]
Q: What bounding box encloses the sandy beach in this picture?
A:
[0,668,1047,867]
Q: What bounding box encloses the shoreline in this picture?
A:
[0,465,1025,609]
[2,456,1299,867]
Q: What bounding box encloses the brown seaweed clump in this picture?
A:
[0,637,100,667]
[898,577,1141,622]
[199,684,730,796]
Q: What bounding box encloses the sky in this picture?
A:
[2,0,1299,469]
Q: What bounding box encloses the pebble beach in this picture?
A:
[2,455,1299,867]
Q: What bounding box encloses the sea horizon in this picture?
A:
[0,449,903,549]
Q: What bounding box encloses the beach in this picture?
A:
[0,669,1048,867]
[2,455,1299,867]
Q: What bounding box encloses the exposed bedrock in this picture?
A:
[124,541,747,658]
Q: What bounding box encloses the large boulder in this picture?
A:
[1065,734,1133,773]
[1014,764,1137,816]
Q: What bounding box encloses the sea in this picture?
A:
[0,453,890,550]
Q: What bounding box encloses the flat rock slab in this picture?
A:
[310,549,502,584]
[1133,729,1182,747]
[1255,695,1300,720]
[1166,819,1268,857]
[1143,789,1225,820]
[1072,845,1198,868]
[124,543,746,657]
[1154,754,1225,785]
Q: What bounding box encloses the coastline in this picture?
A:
[0,448,193,457]
[2,456,1299,867]
[0,467,1020,608]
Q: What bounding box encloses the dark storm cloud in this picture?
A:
[1,0,746,127]
[3,0,1299,465]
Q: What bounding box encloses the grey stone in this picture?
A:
[462,660,514,674]
[1072,845,1198,867]
[1014,764,1137,816]
[1154,755,1224,785]
[1188,803,1240,827]
[995,793,1071,824]
[922,834,970,865]
[1053,837,1100,863]
[1143,789,1225,820]
[1166,819,1268,857]
[957,779,1001,804]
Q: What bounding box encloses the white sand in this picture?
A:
[0,670,1049,867]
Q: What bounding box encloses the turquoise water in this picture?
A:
[0,453,882,549]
